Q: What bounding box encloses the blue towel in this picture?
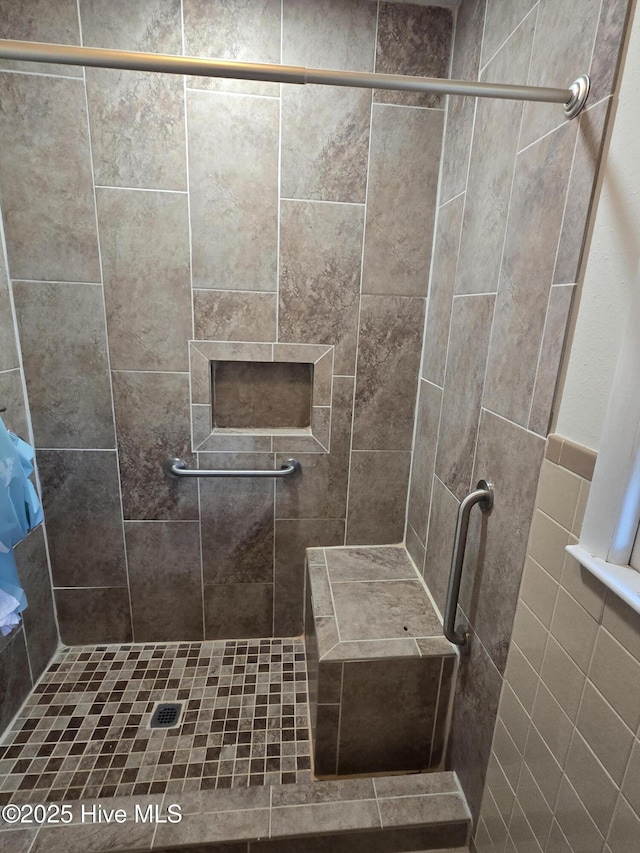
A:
[0,417,43,636]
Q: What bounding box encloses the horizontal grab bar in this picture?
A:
[164,458,301,479]
[443,478,494,653]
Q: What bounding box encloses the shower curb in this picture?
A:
[0,771,471,852]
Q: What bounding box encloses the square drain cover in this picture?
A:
[149,702,183,729]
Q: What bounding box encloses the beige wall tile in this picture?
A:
[523,724,563,810]
[602,592,640,662]
[621,741,640,817]
[493,719,524,793]
[531,681,574,766]
[512,764,553,848]
[540,635,586,722]
[520,557,559,628]
[536,459,582,531]
[572,480,590,536]
[512,603,548,674]
[576,682,635,784]
[498,683,531,754]
[554,775,605,853]
[550,588,599,674]
[504,643,539,711]
[607,794,640,853]
[564,729,619,835]
[559,438,598,481]
[589,629,640,731]
[560,545,606,622]
[529,511,571,581]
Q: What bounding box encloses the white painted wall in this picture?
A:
[556,5,640,451]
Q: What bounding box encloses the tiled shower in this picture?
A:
[0,1,635,852]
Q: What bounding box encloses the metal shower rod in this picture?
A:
[0,39,591,118]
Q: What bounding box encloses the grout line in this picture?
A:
[452,290,498,298]
[11,278,102,286]
[192,287,277,295]
[439,188,465,209]
[479,404,547,441]
[334,662,345,775]
[185,86,279,100]
[0,68,82,81]
[94,185,188,194]
[428,657,445,766]
[280,197,365,207]
[111,369,190,375]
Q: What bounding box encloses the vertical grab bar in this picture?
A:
[444,478,494,653]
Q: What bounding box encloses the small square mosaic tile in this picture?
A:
[0,638,311,804]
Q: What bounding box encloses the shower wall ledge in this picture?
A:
[1,773,470,852]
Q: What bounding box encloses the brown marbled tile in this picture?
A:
[454,14,535,295]
[0,370,29,439]
[407,380,442,545]
[0,75,100,282]
[422,193,465,386]
[449,625,503,823]
[0,628,32,736]
[274,519,345,637]
[32,821,153,853]
[188,90,278,291]
[424,477,458,613]
[438,0,486,204]
[554,99,611,285]
[435,294,495,500]
[97,189,191,371]
[345,451,411,545]
[275,376,353,520]
[54,588,132,645]
[519,0,602,150]
[126,521,203,641]
[0,0,81,76]
[337,657,442,774]
[461,409,546,672]
[0,255,18,372]
[203,583,273,640]
[112,371,198,520]
[406,524,426,577]
[13,282,114,449]
[281,1,375,202]
[332,580,441,641]
[589,0,632,103]
[279,200,363,376]
[483,122,577,427]
[85,68,186,191]
[14,527,58,681]
[374,3,452,108]
[362,105,442,297]
[184,0,281,96]
[199,453,274,585]
[82,0,185,189]
[480,0,537,67]
[325,545,415,583]
[194,291,277,343]
[213,361,312,429]
[0,831,37,853]
[37,450,127,587]
[529,285,575,436]
[281,86,372,204]
[352,296,424,451]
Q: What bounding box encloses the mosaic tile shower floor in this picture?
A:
[0,638,311,804]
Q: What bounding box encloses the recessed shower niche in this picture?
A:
[189,340,334,452]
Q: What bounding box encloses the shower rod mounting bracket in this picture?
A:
[564,75,591,119]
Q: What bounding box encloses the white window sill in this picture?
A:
[567,544,640,616]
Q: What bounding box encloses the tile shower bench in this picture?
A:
[304,545,458,777]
